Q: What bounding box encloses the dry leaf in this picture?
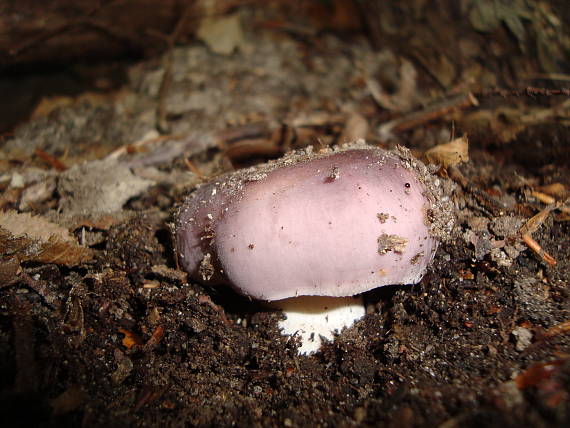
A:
[196,13,245,55]
[0,211,93,266]
[0,210,75,242]
[58,159,154,216]
[424,135,469,168]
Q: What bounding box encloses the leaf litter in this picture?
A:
[0,2,569,426]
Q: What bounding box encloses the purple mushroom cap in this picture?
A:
[176,143,452,301]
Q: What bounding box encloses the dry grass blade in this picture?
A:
[519,203,560,266]
[520,203,559,235]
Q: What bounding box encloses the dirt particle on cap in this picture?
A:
[377,233,408,255]
[410,252,425,265]
[326,166,340,182]
[377,212,390,223]
[199,253,215,281]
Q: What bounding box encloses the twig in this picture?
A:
[7,5,103,58]
[106,133,177,160]
[7,3,142,64]
[532,190,556,205]
[524,73,570,82]
[198,294,231,325]
[143,325,165,351]
[519,203,560,266]
[531,191,570,215]
[475,87,570,98]
[447,165,507,214]
[34,148,67,171]
[521,234,557,266]
[520,203,559,235]
[378,92,478,138]
[183,158,204,179]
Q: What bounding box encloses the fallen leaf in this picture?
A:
[0,210,75,243]
[0,256,20,287]
[58,159,154,216]
[0,211,93,266]
[424,135,469,168]
[197,13,245,55]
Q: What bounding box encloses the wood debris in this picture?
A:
[519,203,560,266]
[378,92,478,139]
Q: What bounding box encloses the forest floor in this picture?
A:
[1,4,569,427]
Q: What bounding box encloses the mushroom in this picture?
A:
[175,141,453,354]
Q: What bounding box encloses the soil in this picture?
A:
[1,3,569,427]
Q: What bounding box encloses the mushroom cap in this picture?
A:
[176,144,451,300]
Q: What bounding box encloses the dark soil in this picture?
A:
[1,3,569,427]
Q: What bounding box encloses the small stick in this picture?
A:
[532,190,556,205]
[183,158,204,179]
[520,203,559,235]
[531,191,570,214]
[378,92,478,137]
[475,87,570,98]
[523,73,570,82]
[143,325,165,351]
[106,134,176,160]
[34,148,67,171]
[447,165,507,214]
[521,233,557,266]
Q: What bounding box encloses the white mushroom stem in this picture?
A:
[270,295,366,355]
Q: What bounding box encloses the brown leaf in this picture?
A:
[424,135,469,168]
[0,210,74,242]
[0,211,93,266]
